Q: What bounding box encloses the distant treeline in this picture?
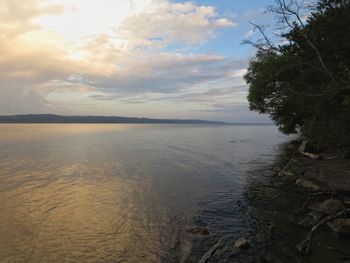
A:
[0,114,226,124]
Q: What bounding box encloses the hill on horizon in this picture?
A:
[0,114,228,124]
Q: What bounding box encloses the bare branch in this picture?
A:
[242,40,271,52]
[281,0,306,27]
[248,22,281,53]
[273,0,335,81]
[296,208,350,255]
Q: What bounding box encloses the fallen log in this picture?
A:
[298,141,320,160]
[300,151,320,160]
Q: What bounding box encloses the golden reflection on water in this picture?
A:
[0,125,189,262]
[0,161,173,262]
[0,124,287,262]
[0,124,135,142]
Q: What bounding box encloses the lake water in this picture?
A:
[0,124,293,262]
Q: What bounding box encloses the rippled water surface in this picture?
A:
[0,124,291,262]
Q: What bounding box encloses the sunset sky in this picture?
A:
[0,0,273,122]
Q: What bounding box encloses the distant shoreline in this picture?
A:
[0,114,272,125]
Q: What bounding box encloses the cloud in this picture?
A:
[79,54,247,96]
[0,0,63,37]
[118,1,235,47]
[0,0,68,113]
[0,0,261,122]
[243,28,256,39]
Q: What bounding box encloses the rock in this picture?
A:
[309,210,324,222]
[327,218,350,236]
[278,161,296,178]
[184,226,209,236]
[303,167,320,178]
[277,158,307,180]
[279,169,296,178]
[295,178,321,191]
[234,237,250,249]
[308,199,345,221]
[317,163,350,193]
[309,199,345,215]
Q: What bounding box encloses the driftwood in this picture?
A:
[296,208,350,255]
[298,141,320,160]
[322,155,339,160]
[198,239,221,263]
[300,151,320,160]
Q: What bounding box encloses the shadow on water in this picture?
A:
[241,142,308,263]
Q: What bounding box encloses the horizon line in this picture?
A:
[0,113,273,125]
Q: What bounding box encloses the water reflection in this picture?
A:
[0,124,136,142]
[0,124,290,262]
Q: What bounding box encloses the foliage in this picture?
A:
[244,0,350,149]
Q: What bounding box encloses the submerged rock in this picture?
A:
[295,178,321,191]
[234,237,250,249]
[184,226,209,236]
[279,169,296,178]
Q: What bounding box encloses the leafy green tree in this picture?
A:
[245,0,350,149]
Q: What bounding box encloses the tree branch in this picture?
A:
[275,0,335,81]
[248,22,281,53]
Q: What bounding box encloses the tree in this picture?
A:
[244,0,350,149]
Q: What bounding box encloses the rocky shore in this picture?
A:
[279,142,350,193]
[173,139,350,263]
[277,140,350,260]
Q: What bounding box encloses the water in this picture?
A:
[0,124,293,262]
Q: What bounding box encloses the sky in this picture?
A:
[0,0,274,122]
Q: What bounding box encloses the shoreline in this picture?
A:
[275,140,350,261]
[177,139,350,262]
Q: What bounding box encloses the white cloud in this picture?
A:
[0,0,63,37]
[243,28,256,39]
[118,1,235,47]
[0,0,250,120]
